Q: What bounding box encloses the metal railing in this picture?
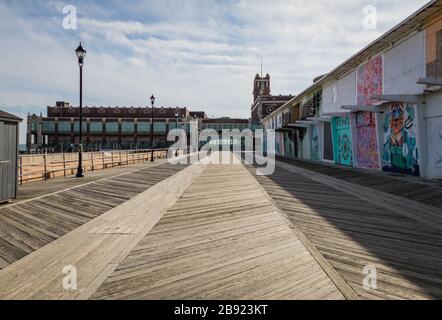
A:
[18,149,168,184]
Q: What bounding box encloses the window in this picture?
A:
[105,122,119,133]
[58,121,71,133]
[90,122,103,133]
[121,122,134,133]
[74,121,87,133]
[42,121,55,133]
[137,122,151,133]
[153,122,166,133]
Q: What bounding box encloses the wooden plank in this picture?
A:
[249,162,442,300]
[92,159,345,300]
[0,160,204,299]
[0,162,188,270]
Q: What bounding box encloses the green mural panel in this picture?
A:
[332,116,353,166]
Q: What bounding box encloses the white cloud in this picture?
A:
[0,0,430,143]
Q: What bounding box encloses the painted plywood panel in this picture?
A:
[0,121,18,201]
[275,132,284,156]
[323,122,334,161]
[284,132,294,158]
[382,103,420,176]
[355,112,379,169]
[427,117,442,179]
[384,31,425,95]
[332,117,353,166]
[311,125,320,161]
[357,55,383,106]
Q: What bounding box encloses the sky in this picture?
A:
[0,0,430,143]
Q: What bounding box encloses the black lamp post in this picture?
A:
[175,110,179,157]
[75,42,86,178]
[150,94,155,162]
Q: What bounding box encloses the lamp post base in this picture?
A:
[76,168,84,178]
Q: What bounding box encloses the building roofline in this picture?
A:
[261,0,442,123]
[0,110,22,122]
[319,0,441,83]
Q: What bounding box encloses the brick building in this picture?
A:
[27,102,250,152]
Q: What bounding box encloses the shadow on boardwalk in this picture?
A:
[249,162,442,300]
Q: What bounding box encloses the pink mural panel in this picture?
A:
[357,55,383,106]
[356,112,379,169]
[355,56,382,169]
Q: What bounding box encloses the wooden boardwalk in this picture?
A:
[1,152,442,300]
[249,163,442,300]
[92,164,344,300]
[278,157,442,209]
[0,161,187,270]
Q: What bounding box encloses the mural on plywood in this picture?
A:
[275,132,283,155]
[332,116,353,166]
[428,117,442,178]
[323,122,334,161]
[383,103,420,176]
[357,55,383,106]
[311,125,320,160]
[356,55,382,169]
[284,132,294,158]
[356,112,380,169]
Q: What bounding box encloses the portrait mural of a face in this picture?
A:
[383,103,419,176]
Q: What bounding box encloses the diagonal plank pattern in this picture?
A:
[277,157,442,209]
[92,164,345,300]
[249,163,442,300]
[0,163,188,270]
[0,161,202,299]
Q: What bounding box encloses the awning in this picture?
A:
[371,94,423,104]
[321,112,351,117]
[341,105,383,113]
[417,77,442,86]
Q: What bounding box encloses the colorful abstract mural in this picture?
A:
[332,116,353,166]
[357,55,383,106]
[382,103,420,176]
[311,125,320,160]
[356,112,379,169]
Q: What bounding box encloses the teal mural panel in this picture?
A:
[382,103,420,176]
[332,116,353,166]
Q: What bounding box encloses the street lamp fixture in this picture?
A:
[75,42,86,178]
[150,94,155,162]
[175,110,179,157]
